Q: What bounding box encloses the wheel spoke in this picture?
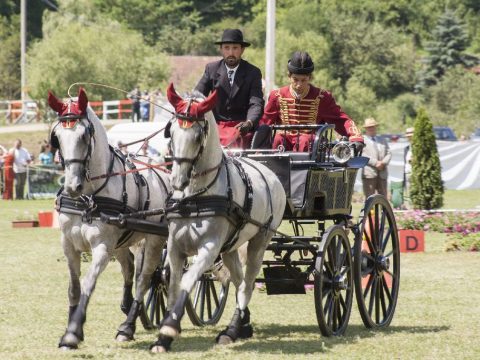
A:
[368,276,377,316]
[332,297,338,330]
[192,281,201,309]
[336,299,343,330]
[375,277,381,324]
[324,293,334,326]
[382,227,393,252]
[199,279,206,321]
[327,241,336,269]
[210,281,220,308]
[335,235,343,268]
[374,205,380,250]
[363,274,374,298]
[206,280,212,319]
[381,275,393,303]
[379,279,388,320]
[365,212,377,252]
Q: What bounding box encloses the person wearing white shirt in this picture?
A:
[361,118,392,198]
[11,139,32,199]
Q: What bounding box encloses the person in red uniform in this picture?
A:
[2,149,14,200]
[259,51,363,152]
[195,29,264,149]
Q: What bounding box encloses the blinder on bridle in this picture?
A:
[167,98,210,167]
[50,113,96,173]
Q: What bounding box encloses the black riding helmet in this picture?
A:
[287,51,314,75]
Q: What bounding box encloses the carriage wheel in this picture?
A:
[354,194,400,328]
[140,250,169,330]
[186,263,230,327]
[314,224,353,336]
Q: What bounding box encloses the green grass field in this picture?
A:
[0,193,479,359]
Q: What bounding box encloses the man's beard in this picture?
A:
[225,56,240,67]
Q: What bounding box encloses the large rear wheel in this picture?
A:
[314,224,353,336]
[354,194,400,328]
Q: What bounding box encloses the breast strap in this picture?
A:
[166,156,269,253]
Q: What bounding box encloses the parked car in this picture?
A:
[433,126,457,141]
[471,128,480,142]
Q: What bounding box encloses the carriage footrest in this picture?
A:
[263,266,307,295]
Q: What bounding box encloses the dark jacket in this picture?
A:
[195,59,264,126]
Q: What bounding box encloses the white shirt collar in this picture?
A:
[225,64,239,84]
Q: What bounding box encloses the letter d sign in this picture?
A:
[399,230,425,253]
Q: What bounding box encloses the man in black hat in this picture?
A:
[195,29,264,148]
[260,51,363,152]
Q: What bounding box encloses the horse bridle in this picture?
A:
[167,98,210,170]
[51,113,95,180]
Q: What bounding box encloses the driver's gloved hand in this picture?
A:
[235,120,253,136]
[351,141,365,156]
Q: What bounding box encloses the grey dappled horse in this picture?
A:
[149,84,286,352]
[48,88,170,349]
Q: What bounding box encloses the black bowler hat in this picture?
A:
[215,29,251,47]
[287,51,314,74]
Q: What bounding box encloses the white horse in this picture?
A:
[48,88,171,349]
[149,84,286,352]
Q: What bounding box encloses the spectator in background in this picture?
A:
[38,143,54,165]
[2,148,15,200]
[404,127,414,195]
[361,118,391,198]
[140,90,151,122]
[11,139,32,199]
[140,140,160,158]
[128,86,141,122]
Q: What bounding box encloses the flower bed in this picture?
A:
[395,210,480,251]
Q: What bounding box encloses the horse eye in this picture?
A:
[194,130,202,144]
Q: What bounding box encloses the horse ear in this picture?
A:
[196,89,217,115]
[166,83,184,111]
[48,91,64,113]
[77,87,88,114]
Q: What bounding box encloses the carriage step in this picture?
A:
[271,236,321,243]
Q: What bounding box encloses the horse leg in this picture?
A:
[216,233,272,345]
[116,236,165,342]
[60,238,82,342]
[115,248,135,316]
[151,243,218,353]
[59,243,111,349]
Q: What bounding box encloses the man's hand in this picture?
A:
[235,120,253,135]
[351,141,364,156]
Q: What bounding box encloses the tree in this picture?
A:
[416,9,479,91]
[27,19,170,101]
[410,108,444,210]
[0,15,20,99]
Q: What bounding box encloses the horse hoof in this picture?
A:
[59,333,80,349]
[150,345,168,353]
[159,325,179,339]
[116,334,133,342]
[216,334,234,345]
[59,345,77,351]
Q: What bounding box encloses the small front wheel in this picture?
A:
[314,224,353,336]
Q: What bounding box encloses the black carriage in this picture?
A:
[141,123,400,336]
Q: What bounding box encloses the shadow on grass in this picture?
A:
[125,323,449,354]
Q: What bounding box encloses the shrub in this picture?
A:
[410,108,444,209]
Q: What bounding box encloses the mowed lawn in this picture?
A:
[0,191,479,359]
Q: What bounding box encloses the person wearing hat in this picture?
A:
[403,127,415,199]
[259,51,364,152]
[361,118,392,198]
[195,29,264,148]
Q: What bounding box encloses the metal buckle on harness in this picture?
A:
[80,195,97,223]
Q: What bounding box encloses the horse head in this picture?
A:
[166,83,218,192]
[48,87,96,197]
